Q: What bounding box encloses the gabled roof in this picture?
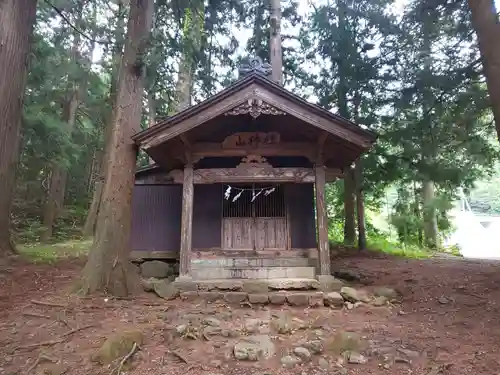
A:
[132,72,377,149]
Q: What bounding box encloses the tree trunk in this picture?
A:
[269,0,283,84]
[171,1,205,114]
[82,0,126,237]
[468,0,500,142]
[41,90,79,242]
[0,0,38,256]
[422,179,438,249]
[354,160,366,250]
[343,167,356,245]
[78,0,154,296]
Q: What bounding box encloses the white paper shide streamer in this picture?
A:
[224,184,276,202]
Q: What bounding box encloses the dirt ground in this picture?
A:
[1,253,500,375]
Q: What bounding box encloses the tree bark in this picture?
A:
[422,179,438,249]
[269,0,283,84]
[468,0,500,142]
[0,0,38,256]
[171,1,205,114]
[343,167,356,245]
[354,161,366,250]
[82,0,127,237]
[78,0,154,296]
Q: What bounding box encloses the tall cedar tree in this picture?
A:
[78,0,154,296]
[0,0,38,256]
[83,0,127,237]
[468,0,500,142]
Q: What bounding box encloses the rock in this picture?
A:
[268,279,319,290]
[374,287,398,300]
[153,280,179,300]
[271,317,292,334]
[203,326,222,336]
[269,293,287,305]
[221,328,239,338]
[281,355,301,368]
[203,317,221,327]
[293,347,312,361]
[292,317,307,329]
[333,269,362,282]
[242,280,269,293]
[303,340,323,354]
[397,348,420,358]
[234,335,275,361]
[172,279,198,292]
[94,330,144,365]
[141,277,160,292]
[180,291,198,300]
[325,331,366,354]
[309,292,324,307]
[345,302,354,310]
[286,293,310,306]
[198,291,222,302]
[244,318,261,333]
[317,275,344,292]
[372,296,388,306]
[248,293,269,304]
[140,260,172,278]
[437,296,449,305]
[324,292,344,308]
[340,286,370,303]
[175,324,188,335]
[37,364,68,375]
[318,357,329,369]
[346,351,367,364]
[224,292,248,304]
[213,280,243,291]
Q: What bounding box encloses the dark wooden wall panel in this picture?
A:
[131,185,182,253]
[193,184,222,248]
[286,183,317,248]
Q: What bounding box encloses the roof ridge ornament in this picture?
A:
[238,56,272,78]
[225,98,286,118]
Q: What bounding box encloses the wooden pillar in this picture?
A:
[315,164,330,275]
[179,163,194,277]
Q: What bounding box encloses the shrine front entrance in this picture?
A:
[221,184,288,251]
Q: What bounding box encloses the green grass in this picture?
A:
[18,239,92,263]
[366,236,432,259]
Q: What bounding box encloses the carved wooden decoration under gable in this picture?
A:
[222,132,280,149]
[225,98,286,118]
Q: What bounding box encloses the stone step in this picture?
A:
[191,257,311,268]
[191,266,315,280]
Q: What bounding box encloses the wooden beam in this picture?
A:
[179,164,194,277]
[315,164,330,275]
[191,141,317,160]
[316,131,328,164]
[136,167,343,185]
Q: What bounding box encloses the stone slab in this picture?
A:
[198,291,223,302]
[248,294,270,304]
[268,278,320,290]
[269,293,287,305]
[242,280,269,293]
[224,292,248,304]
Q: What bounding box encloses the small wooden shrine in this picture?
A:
[130,57,376,281]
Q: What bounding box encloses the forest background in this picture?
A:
[9,0,500,258]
